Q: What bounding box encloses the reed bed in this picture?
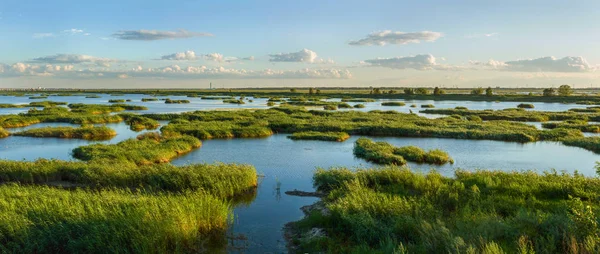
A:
[13,126,116,140]
[72,134,201,165]
[123,115,160,131]
[223,99,245,104]
[165,99,191,104]
[353,138,453,165]
[108,99,126,103]
[341,98,376,102]
[289,167,600,253]
[381,101,406,106]
[288,131,350,142]
[517,103,535,108]
[141,98,159,102]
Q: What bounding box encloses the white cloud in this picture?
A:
[364,54,437,70]
[32,33,55,39]
[204,53,224,62]
[31,54,117,67]
[63,28,84,34]
[465,32,498,39]
[242,56,255,61]
[470,56,594,72]
[159,50,198,60]
[112,29,213,41]
[269,49,318,63]
[268,49,333,64]
[349,31,442,46]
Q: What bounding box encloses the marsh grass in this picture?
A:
[353,138,453,165]
[341,98,376,102]
[141,98,159,102]
[421,104,435,108]
[381,102,406,106]
[323,105,338,110]
[337,103,352,109]
[85,95,101,98]
[162,120,273,139]
[288,131,350,142]
[72,134,201,164]
[517,103,535,108]
[29,96,48,99]
[13,125,116,140]
[0,184,231,253]
[353,104,365,108]
[421,108,592,122]
[165,99,191,104]
[29,101,68,107]
[297,167,600,253]
[0,127,8,138]
[123,115,160,131]
[108,99,126,103]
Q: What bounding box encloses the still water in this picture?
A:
[1,122,597,252]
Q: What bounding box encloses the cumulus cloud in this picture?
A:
[349,31,442,46]
[112,29,213,41]
[269,49,333,64]
[159,50,198,60]
[32,33,55,39]
[30,54,117,67]
[470,56,594,72]
[242,56,255,61]
[0,62,75,77]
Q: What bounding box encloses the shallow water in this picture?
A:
[1,105,599,252]
[0,94,590,116]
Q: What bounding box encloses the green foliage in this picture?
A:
[165,99,190,104]
[301,167,600,253]
[433,87,445,96]
[13,126,116,140]
[324,105,338,110]
[337,103,352,109]
[72,134,201,165]
[141,98,158,102]
[381,102,406,106]
[288,131,350,142]
[404,88,415,95]
[471,87,484,95]
[558,85,573,96]
[421,104,435,108]
[517,103,535,109]
[0,127,8,138]
[223,99,245,104]
[123,115,160,131]
[415,88,429,95]
[421,108,593,123]
[354,138,453,165]
[353,104,366,108]
[108,99,125,103]
[543,88,556,97]
[161,118,273,139]
[341,98,376,102]
[486,87,494,96]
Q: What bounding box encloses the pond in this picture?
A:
[1,124,595,252]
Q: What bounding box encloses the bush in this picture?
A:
[288,131,350,142]
[517,103,535,109]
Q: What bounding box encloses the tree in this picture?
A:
[388,90,397,94]
[485,87,493,97]
[372,88,382,95]
[471,87,484,95]
[404,88,415,95]
[558,85,572,96]
[433,87,445,96]
[290,88,297,93]
[415,88,429,95]
[309,88,314,95]
[543,88,556,97]
[316,89,321,94]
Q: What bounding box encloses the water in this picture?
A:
[1,96,598,252]
[0,94,591,116]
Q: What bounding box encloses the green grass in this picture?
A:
[341,98,376,102]
[542,120,600,133]
[141,98,158,102]
[85,95,101,98]
[421,104,435,108]
[0,184,231,253]
[353,104,365,108]
[288,131,350,142]
[267,101,276,106]
[29,101,68,107]
[72,134,201,165]
[69,103,147,114]
[323,105,338,110]
[29,96,48,99]
[353,138,453,165]
[108,99,126,103]
[290,167,600,253]
[13,125,116,140]
[381,101,406,106]
[161,120,273,139]
[517,103,535,108]
[562,137,600,153]
[123,115,160,131]
[337,103,352,109]
[165,99,191,104]
[421,108,593,122]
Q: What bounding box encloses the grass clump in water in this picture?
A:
[29,96,48,99]
[223,99,245,104]
[323,105,338,110]
[165,99,191,104]
[72,133,201,164]
[288,131,350,142]
[421,104,435,108]
[123,115,160,131]
[353,104,365,108]
[141,98,158,102]
[381,101,406,106]
[13,125,116,140]
[85,95,101,98]
[29,101,68,107]
[0,127,8,138]
[341,98,376,102]
[517,103,535,108]
[337,103,352,109]
[108,99,125,103]
[354,138,453,165]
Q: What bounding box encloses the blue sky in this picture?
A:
[1,0,599,88]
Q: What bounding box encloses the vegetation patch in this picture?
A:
[141,98,158,102]
[13,125,116,140]
[517,103,535,108]
[354,138,453,165]
[123,115,160,131]
[72,134,201,165]
[165,99,191,104]
[108,99,126,103]
[381,102,406,106]
[223,99,245,104]
[288,167,600,253]
[288,131,350,142]
[421,104,435,108]
[341,98,376,102]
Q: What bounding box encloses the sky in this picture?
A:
[1,0,600,89]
